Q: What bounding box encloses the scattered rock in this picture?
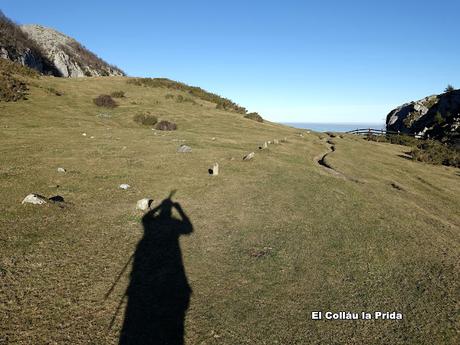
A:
[57,167,66,173]
[259,142,268,150]
[268,141,271,144]
[136,198,153,211]
[250,246,273,258]
[90,136,95,139]
[177,144,192,153]
[243,152,255,161]
[82,133,87,136]
[281,137,287,143]
[274,139,279,144]
[119,184,130,190]
[22,193,47,205]
[211,137,216,141]
[208,163,219,176]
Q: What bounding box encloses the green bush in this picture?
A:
[110,91,125,98]
[445,84,455,93]
[383,134,419,146]
[0,73,28,102]
[155,120,177,131]
[93,94,118,108]
[244,112,264,123]
[0,58,39,78]
[410,140,459,167]
[133,113,158,126]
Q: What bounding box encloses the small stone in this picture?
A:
[177,144,192,153]
[136,198,153,211]
[267,141,271,144]
[208,163,219,176]
[82,133,87,136]
[119,184,130,190]
[211,137,216,141]
[57,167,66,173]
[243,152,255,161]
[22,193,47,205]
[90,136,95,139]
[274,139,279,144]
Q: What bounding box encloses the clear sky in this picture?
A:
[2,0,459,123]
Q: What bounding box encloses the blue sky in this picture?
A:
[2,0,459,123]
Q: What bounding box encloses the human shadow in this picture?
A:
[119,193,193,345]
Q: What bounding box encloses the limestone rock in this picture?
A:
[386,89,460,146]
[20,24,125,77]
[273,139,279,144]
[177,144,192,153]
[57,167,66,173]
[119,184,130,190]
[243,152,255,161]
[22,193,47,205]
[136,198,153,211]
[209,163,219,176]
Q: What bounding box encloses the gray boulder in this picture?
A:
[177,144,192,153]
[386,90,460,146]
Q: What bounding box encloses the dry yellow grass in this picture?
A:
[0,74,459,344]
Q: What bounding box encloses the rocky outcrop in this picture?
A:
[386,90,460,146]
[0,10,124,77]
[0,11,58,75]
[20,25,124,77]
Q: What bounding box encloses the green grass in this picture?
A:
[0,74,459,344]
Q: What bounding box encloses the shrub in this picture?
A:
[93,94,118,108]
[155,120,177,131]
[176,94,197,104]
[0,58,39,78]
[133,113,158,126]
[385,134,419,146]
[110,91,125,98]
[165,94,174,100]
[410,140,459,167]
[244,112,264,123]
[445,84,455,93]
[0,73,28,101]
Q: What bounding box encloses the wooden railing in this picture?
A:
[346,128,418,137]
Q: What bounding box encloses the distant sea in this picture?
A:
[281,122,385,133]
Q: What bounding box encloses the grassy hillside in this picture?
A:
[0,71,459,344]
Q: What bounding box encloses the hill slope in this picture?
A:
[0,10,124,77]
[0,70,459,344]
